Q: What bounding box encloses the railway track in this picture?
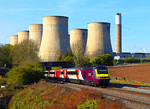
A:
[57,82,150,108]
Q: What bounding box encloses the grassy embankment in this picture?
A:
[0,79,127,109]
[110,77,150,87]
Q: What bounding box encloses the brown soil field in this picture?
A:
[108,63,150,84]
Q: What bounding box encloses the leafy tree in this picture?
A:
[6,62,44,85]
[0,44,13,66]
[2,44,13,64]
[64,48,74,57]
[58,48,74,62]
[91,54,113,66]
[11,40,40,66]
[63,56,74,62]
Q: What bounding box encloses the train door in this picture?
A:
[83,70,86,79]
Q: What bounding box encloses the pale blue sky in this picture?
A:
[0,0,150,53]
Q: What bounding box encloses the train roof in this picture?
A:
[44,65,108,71]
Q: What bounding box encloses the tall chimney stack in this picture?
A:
[115,13,122,53]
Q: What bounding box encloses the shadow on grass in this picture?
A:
[0,86,24,109]
[108,82,150,88]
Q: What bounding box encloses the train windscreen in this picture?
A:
[97,68,108,74]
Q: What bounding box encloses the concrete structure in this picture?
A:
[29,24,43,49]
[85,22,113,58]
[115,13,122,53]
[10,35,18,45]
[39,16,69,62]
[18,31,29,43]
[113,52,149,60]
[70,29,87,55]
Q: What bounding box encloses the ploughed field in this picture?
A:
[108,63,150,84]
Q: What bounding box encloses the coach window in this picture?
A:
[49,72,55,74]
[67,71,78,75]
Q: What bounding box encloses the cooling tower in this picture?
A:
[39,16,69,62]
[29,24,43,49]
[85,22,113,58]
[10,35,18,45]
[18,31,29,43]
[115,13,122,53]
[70,29,87,55]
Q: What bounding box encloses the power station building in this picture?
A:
[29,24,43,49]
[115,13,122,53]
[85,22,113,58]
[10,35,18,45]
[39,16,69,62]
[18,31,29,44]
[70,29,87,55]
[11,13,146,63]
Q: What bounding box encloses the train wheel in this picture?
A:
[101,85,107,88]
[87,81,91,86]
[46,77,51,82]
[81,81,84,85]
[93,82,98,87]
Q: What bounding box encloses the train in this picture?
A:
[44,65,111,87]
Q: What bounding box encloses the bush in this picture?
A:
[145,56,150,62]
[124,58,140,63]
[77,99,99,109]
[91,54,113,66]
[141,58,146,63]
[5,62,44,85]
[0,75,7,85]
[63,56,74,62]
[118,59,124,64]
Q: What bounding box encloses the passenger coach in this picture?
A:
[44,66,111,87]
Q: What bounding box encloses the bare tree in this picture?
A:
[11,40,40,65]
[71,41,90,67]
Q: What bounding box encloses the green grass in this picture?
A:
[110,78,150,87]
[77,99,100,109]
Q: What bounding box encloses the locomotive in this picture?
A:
[44,66,111,87]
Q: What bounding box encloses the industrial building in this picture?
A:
[115,13,122,53]
[18,30,29,44]
[10,35,18,45]
[29,24,43,49]
[114,52,150,60]
[39,16,69,62]
[85,22,113,58]
[70,29,87,56]
[9,13,150,62]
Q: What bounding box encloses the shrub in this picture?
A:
[124,58,140,63]
[91,54,113,66]
[141,58,146,63]
[118,59,124,64]
[5,62,44,85]
[0,75,7,85]
[145,56,150,62]
[77,99,99,109]
[63,56,74,62]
